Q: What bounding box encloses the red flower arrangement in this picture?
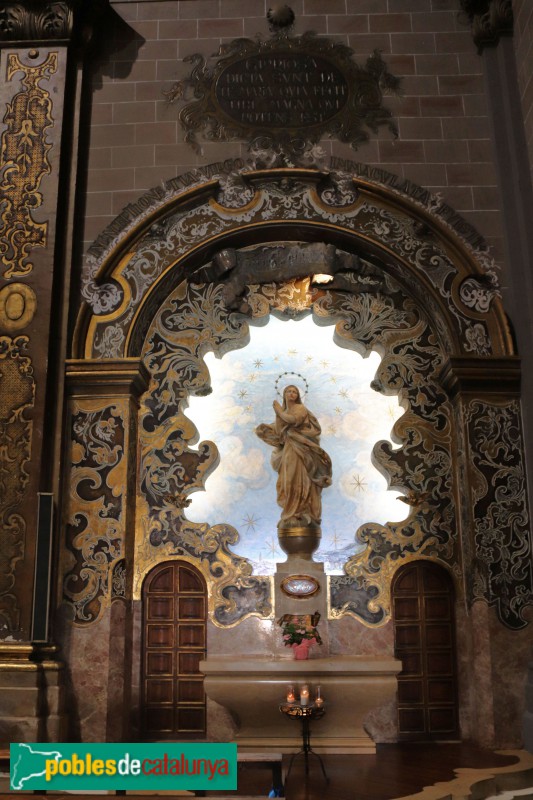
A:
[278,612,322,647]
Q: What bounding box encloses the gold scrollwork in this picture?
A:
[0,52,57,279]
[0,335,35,631]
[0,282,37,331]
[63,398,128,625]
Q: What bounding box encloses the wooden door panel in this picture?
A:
[178,707,205,731]
[146,652,173,675]
[179,569,204,592]
[150,567,174,592]
[179,652,202,674]
[395,625,421,647]
[398,708,425,732]
[147,624,173,647]
[147,597,173,619]
[146,679,173,704]
[423,567,449,592]
[401,652,422,675]
[425,596,450,619]
[426,651,453,675]
[428,707,456,732]
[395,568,419,592]
[145,707,173,732]
[398,680,423,704]
[426,623,451,646]
[428,679,454,702]
[394,597,420,619]
[179,597,205,619]
[178,624,205,647]
[393,562,458,740]
[142,562,207,740]
[178,679,204,702]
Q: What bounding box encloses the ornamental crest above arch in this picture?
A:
[164,24,401,159]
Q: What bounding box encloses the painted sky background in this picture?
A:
[186,315,406,574]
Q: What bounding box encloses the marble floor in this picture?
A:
[2,744,533,800]
[227,744,533,800]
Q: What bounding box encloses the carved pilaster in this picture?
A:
[441,357,532,630]
[58,360,149,741]
[460,0,513,51]
[62,359,150,625]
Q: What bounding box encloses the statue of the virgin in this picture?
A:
[255,385,332,530]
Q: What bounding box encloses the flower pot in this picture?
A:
[292,641,311,660]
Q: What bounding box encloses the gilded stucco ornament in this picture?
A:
[465,399,532,628]
[63,400,127,624]
[132,280,273,626]
[459,274,499,313]
[0,336,35,631]
[0,51,57,278]
[0,283,37,331]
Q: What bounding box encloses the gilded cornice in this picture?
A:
[460,0,513,51]
[0,0,108,45]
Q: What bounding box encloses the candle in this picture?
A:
[286,685,295,704]
[300,685,309,706]
[315,685,324,708]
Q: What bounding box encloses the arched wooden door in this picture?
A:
[141,561,207,740]
[392,561,458,740]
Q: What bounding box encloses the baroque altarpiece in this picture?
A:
[0,0,532,751]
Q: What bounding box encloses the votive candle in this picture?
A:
[300,685,310,706]
[287,685,295,703]
[315,685,324,708]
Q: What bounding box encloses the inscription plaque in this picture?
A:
[167,29,400,158]
[215,54,348,129]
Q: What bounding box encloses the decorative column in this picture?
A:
[0,0,109,743]
[461,0,533,752]
[443,356,532,747]
[61,359,149,742]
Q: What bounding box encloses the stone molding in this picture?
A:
[439,356,521,398]
[65,358,151,402]
[460,0,513,51]
[0,0,108,45]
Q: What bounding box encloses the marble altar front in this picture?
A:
[201,655,402,753]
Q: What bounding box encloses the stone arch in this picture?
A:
[63,163,531,634]
[74,163,512,360]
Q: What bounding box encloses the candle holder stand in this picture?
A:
[279,703,328,782]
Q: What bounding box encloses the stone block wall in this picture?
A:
[505,10,533,752]
[84,0,505,261]
[513,0,533,187]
